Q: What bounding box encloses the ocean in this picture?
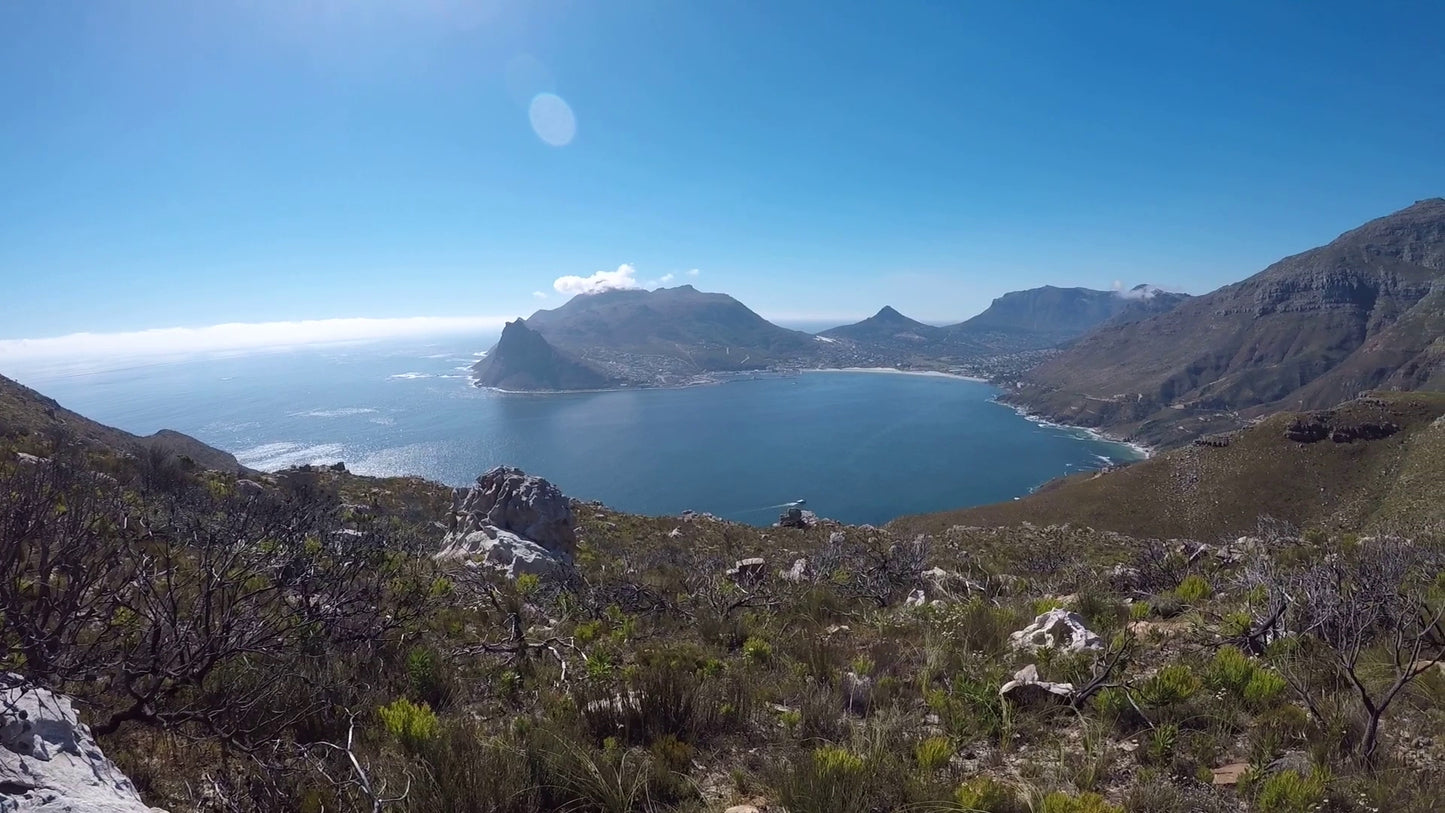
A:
[9,335,1144,526]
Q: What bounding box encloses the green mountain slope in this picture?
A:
[0,373,247,472]
[892,390,1445,540]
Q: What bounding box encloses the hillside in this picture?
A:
[0,372,247,472]
[525,285,817,364]
[819,306,944,344]
[892,390,1445,540]
[944,285,1190,351]
[3,377,1443,813]
[1007,199,1445,446]
[471,320,620,391]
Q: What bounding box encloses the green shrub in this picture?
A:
[1137,665,1200,708]
[776,746,872,813]
[954,776,1025,813]
[915,735,954,772]
[377,697,438,750]
[1147,594,1184,619]
[1204,646,1254,694]
[1257,768,1327,813]
[1128,601,1151,621]
[1172,574,1212,604]
[1242,668,1287,707]
[1038,790,1124,813]
[742,636,773,664]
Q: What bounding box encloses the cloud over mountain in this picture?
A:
[553,264,643,296]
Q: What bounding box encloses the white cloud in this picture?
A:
[553,263,643,296]
[0,316,512,366]
[532,290,549,299]
[687,268,701,277]
[657,273,675,284]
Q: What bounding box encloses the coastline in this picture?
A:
[805,367,988,383]
[994,398,1154,459]
[473,365,990,394]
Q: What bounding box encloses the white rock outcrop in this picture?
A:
[1008,609,1104,653]
[998,664,1074,705]
[1,680,166,812]
[438,467,577,578]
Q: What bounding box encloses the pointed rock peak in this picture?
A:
[874,305,904,319]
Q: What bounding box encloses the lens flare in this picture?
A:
[528,93,576,147]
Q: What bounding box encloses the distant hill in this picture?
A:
[944,285,1190,351]
[819,306,943,344]
[525,285,816,364]
[891,390,1445,540]
[0,373,248,473]
[471,320,618,391]
[473,285,825,390]
[1007,199,1445,446]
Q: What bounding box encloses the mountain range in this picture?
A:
[473,199,1444,449]
[1006,198,1445,446]
[473,283,1188,391]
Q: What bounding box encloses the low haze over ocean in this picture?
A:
[11,338,1142,526]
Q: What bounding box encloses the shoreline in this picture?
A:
[473,365,990,394]
[994,398,1154,459]
[804,367,988,383]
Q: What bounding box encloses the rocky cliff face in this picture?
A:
[470,320,617,392]
[1007,199,1445,446]
[438,466,577,577]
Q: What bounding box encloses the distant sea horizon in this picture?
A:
[8,335,1145,526]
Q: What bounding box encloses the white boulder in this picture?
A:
[1,680,166,812]
[1009,609,1103,653]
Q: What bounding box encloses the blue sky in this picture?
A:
[2,0,1444,353]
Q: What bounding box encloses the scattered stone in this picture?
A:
[724,805,763,813]
[725,558,767,585]
[780,558,809,583]
[1009,609,1103,653]
[437,467,577,578]
[1,678,167,812]
[776,507,818,528]
[1211,762,1250,786]
[667,528,683,539]
[841,671,873,715]
[14,453,46,466]
[905,588,927,607]
[998,664,1073,705]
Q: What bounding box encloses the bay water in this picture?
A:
[9,336,1143,526]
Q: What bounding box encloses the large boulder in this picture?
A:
[438,467,577,577]
[1009,609,1104,653]
[1,679,166,812]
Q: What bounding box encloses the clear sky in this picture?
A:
[3,1,1444,353]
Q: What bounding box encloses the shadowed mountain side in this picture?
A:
[471,320,619,391]
[0,373,249,473]
[943,285,1191,351]
[524,285,817,365]
[890,391,1445,541]
[1007,199,1445,446]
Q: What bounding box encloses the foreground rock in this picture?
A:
[1,679,166,812]
[438,467,577,577]
[1009,609,1103,653]
[998,664,1074,705]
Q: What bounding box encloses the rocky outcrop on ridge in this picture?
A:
[438,467,577,577]
[1,678,166,812]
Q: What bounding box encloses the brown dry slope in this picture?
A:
[892,390,1445,541]
[1006,198,1445,447]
